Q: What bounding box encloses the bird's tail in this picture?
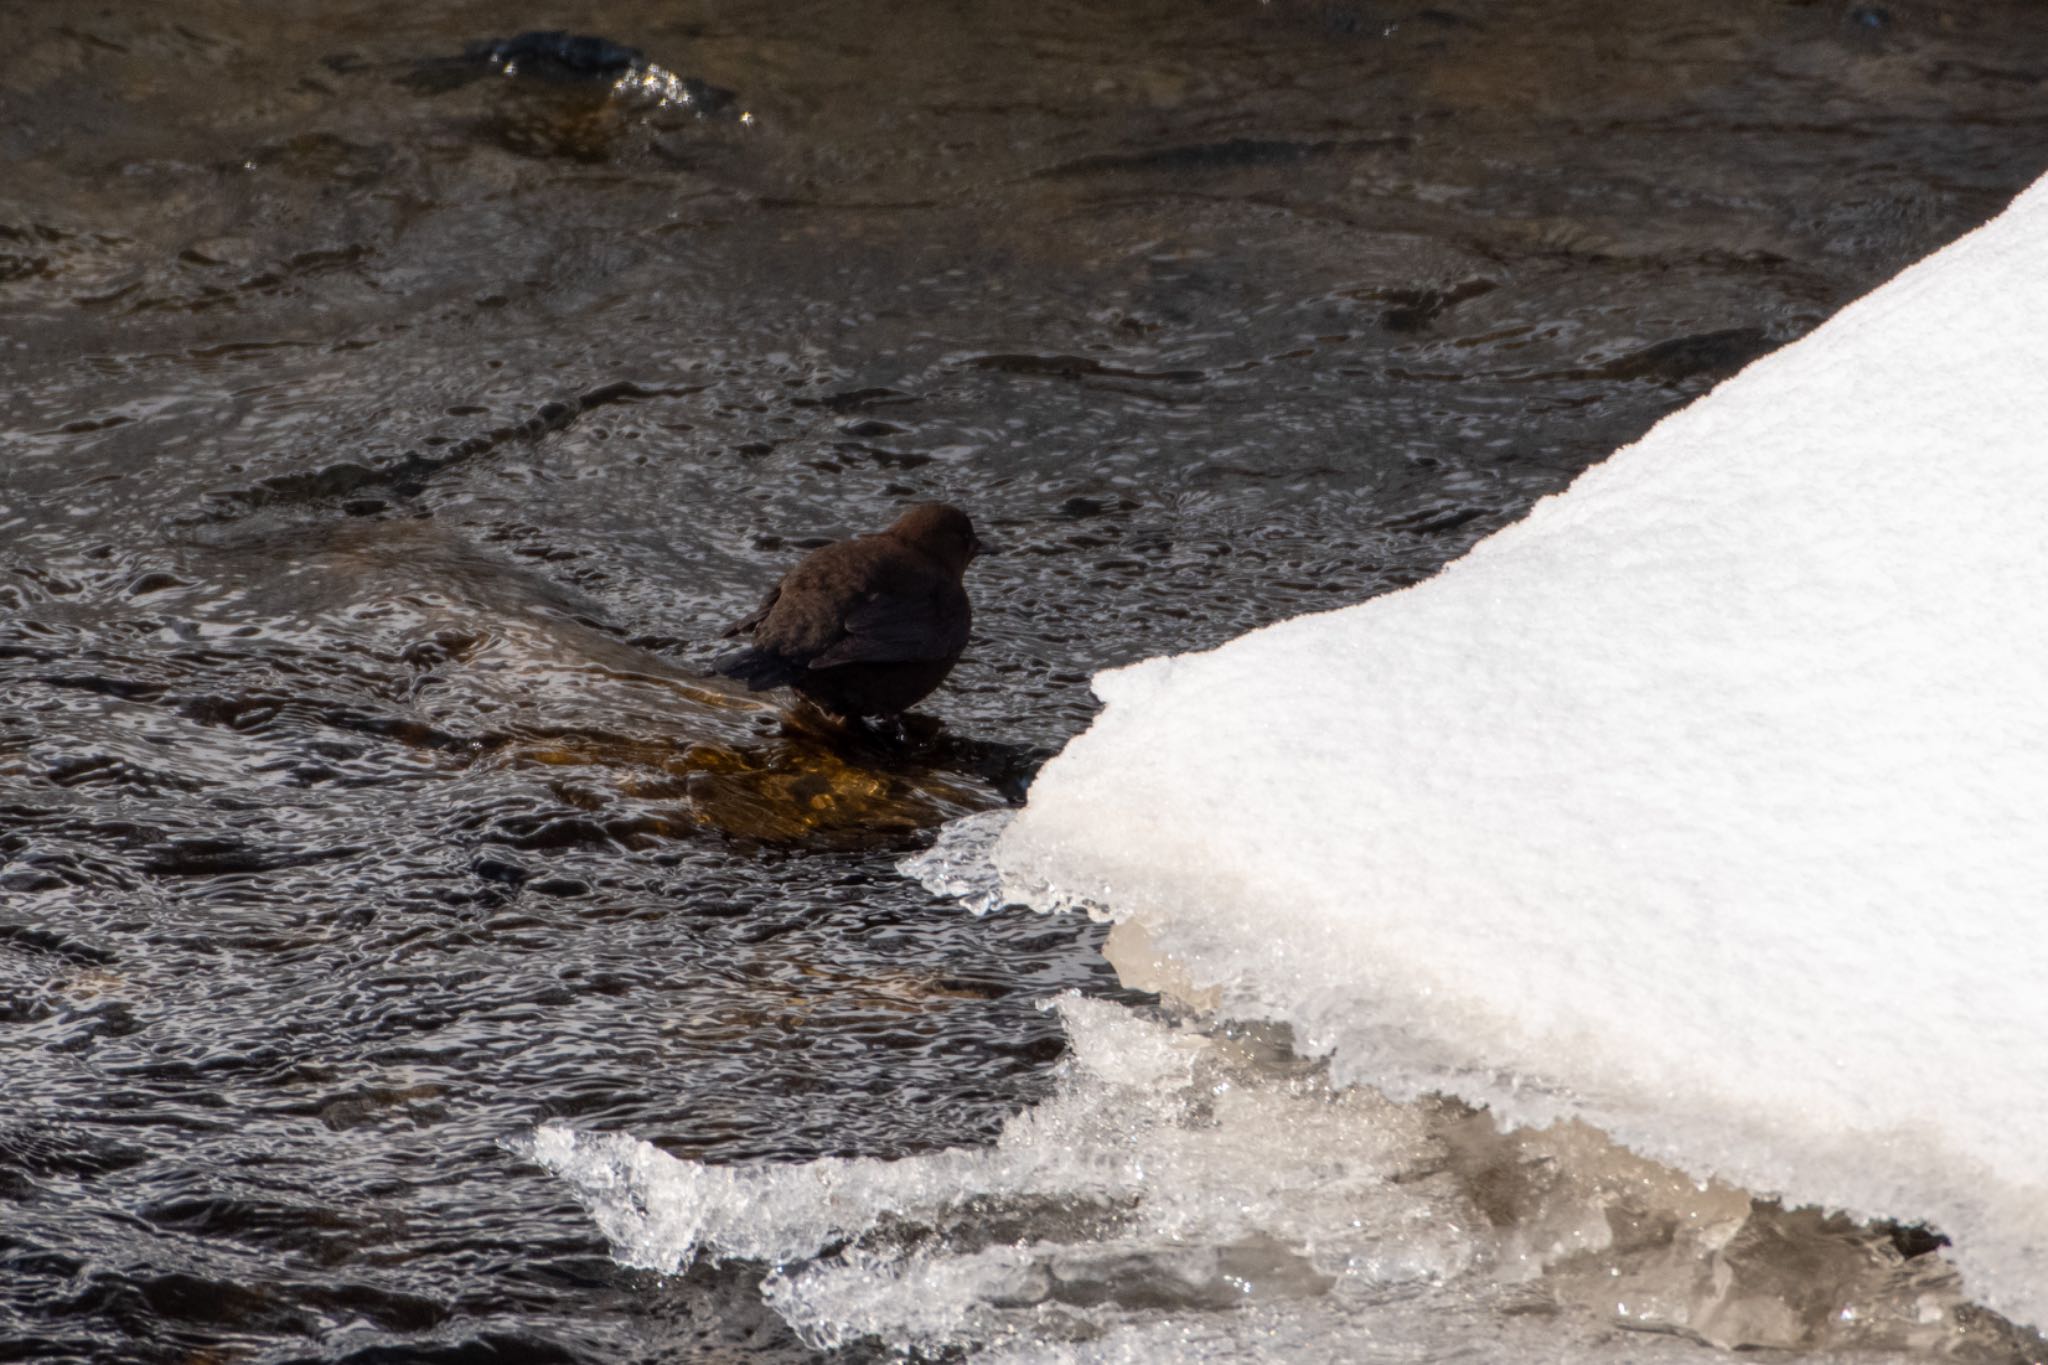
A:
[710,646,804,692]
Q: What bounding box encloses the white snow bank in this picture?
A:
[988,174,2048,1325]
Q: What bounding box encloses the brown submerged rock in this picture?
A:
[712,503,983,721]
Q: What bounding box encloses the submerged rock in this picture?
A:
[217,517,1006,849]
[405,29,739,119]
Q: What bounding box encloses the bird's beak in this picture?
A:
[970,536,993,558]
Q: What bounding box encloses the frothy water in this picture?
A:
[538,993,2014,1360]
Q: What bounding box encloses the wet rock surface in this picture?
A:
[3,0,2047,1359]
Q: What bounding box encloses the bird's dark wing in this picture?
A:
[807,585,968,669]
[721,585,781,638]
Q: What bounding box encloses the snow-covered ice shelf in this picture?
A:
[989,171,2048,1326]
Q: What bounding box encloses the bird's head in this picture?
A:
[888,502,983,577]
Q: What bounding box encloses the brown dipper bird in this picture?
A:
[712,503,982,721]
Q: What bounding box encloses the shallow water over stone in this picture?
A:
[4,1,2047,1359]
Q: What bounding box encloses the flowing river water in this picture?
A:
[3,2,2046,1360]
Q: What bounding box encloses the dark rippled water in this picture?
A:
[3,1,2045,1359]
